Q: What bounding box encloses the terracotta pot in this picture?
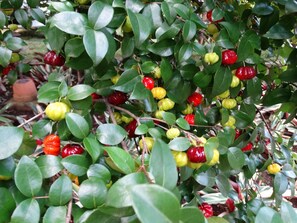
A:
[12,78,37,102]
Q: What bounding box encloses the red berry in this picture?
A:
[184,114,195,125]
[198,203,213,218]
[222,50,238,65]
[206,10,223,23]
[235,66,256,80]
[44,51,65,66]
[225,198,235,213]
[2,64,15,76]
[241,142,253,152]
[142,76,155,90]
[91,93,101,101]
[61,144,84,158]
[234,129,242,140]
[125,119,138,138]
[187,146,206,163]
[187,92,203,107]
[107,91,128,105]
[36,139,43,146]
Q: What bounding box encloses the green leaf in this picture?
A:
[130,82,151,100]
[65,37,84,58]
[148,39,175,57]
[96,124,127,146]
[127,9,152,47]
[61,155,90,176]
[262,88,291,106]
[216,29,235,49]
[0,126,24,159]
[49,1,74,12]
[14,9,30,29]
[143,3,162,29]
[130,184,180,223]
[0,11,7,29]
[162,112,176,125]
[104,146,135,174]
[215,174,231,197]
[252,2,274,15]
[179,206,204,223]
[106,172,148,208]
[207,217,230,223]
[237,30,261,61]
[45,26,67,52]
[156,21,181,42]
[67,84,95,101]
[88,1,114,30]
[232,110,254,129]
[247,77,262,103]
[264,23,294,39]
[49,175,72,206]
[6,37,26,51]
[161,2,176,25]
[14,156,42,197]
[194,168,216,187]
[37,81,60,103]
[274,173,288,195]
[83,29,108,66]
[178,43,192,63]
[0,188,16,223]
[66,113,90,139]
[160,58,173,83]
[87,164,111,183]
[168,137,191,151]
[255,207,283,223]
[280,201,297,222]
[77,209,121,223]
[32,119,52,138]
[0,157,15,179]
[285,1,297,14]
[182,20,196,42]
[193,71,212,89]
[11,199,40,223]
[121,36,135,59]
[135,124,149,135]
[78,178,107,209]
[43,206,67,223]
[227,147,245,170]
[83,135,103,163]
[211,67,232,97]
[35,155,63,179]
[27,0,40,8]
[149,139,178,190]
[280,68,297,82]
[112,69,141,93]
[0,46,12,67]
[51,12,87,35]
[176,118,190,130]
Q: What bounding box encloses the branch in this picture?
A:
[66,198,73,223]
[17,111,45,128]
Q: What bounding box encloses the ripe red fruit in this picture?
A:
[207,10,223,23]
[142,76,155,90]
[225,198,235,213]
[187,92,203,107]
[184,114,195,125]
[44,51,65,66]
[2,64,15,76]
[36,139,43,146]
[91,93,101,101]
[235,66,256,80]
[61,144,84,158]
[234,129,242,140]
[125,119,138,138]
[241,142,253,152]
[187,146,207,163]
[222,50,238,65]
[43,134,61,156]
[198,203,213,218]
[107,91,128,105]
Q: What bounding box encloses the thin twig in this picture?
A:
[65,198,73,223]
[17,111,45,128]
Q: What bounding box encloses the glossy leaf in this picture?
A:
[130,82,151,100]
[0,126,24,160]
[211,67,232,97]
[0,188,16,223]
[143,3,162,29]
[112,69,141,93]
[65,37,84,58]
[106,172,148,208]
[14,156,42,197]
[37,81,60,103]
[0,11,6,28]
[11,199,40,223]
[49,175,72,206]
[280,201,297,222]
[215,174,231,197]
[83,29,108,66]
[149,139,178,190]
[78,178,107,209]
[264,23,293,39]
[77,209,120,223]
[252,2,274,15]
[176,118,190,130]
[14,9,30,29]
[162,112,176,125]
[232,110,253,129]
[88,1,114,30]
[168,137,191,151]
[51,12,87,35]
[227,147,245,170]
[87,164,111,183]
[61,155,90,176]
[67,84,95,101]
[49,1,74,12]
[237,30,261,61]
[262,88,291,106]
[83,135,103,163]
[182,20,196,42]
[43,206,67,223]
[104,146,135,174]
[255,207,283,223]
[96,124,127,146]
[179,206,204,223]
[194,168,216,187]
[148,39,175,57]
[130,184,180,223]
[274,173,288,195]
[208,217,230,223]
[66,113,90,139]
[32,119,52,138]
[0,46,12,67]
[135,124,149,135]
[35,155,63,179]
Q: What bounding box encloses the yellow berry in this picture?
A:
[182,104,193,115]
[166,128,180,139]
[223,116,236,128]
[222,98,237,110]
[45,102,70,121]
[207,149,220,166]
[152,66,161,79]
[172,151,188,167]
[139,137,154,151]
[267,163,281,175]
[217,90,230,99]
[111,74,121,84]
[158,98,175,111]
[204,52,219,65]
[151,87,166,100]
[230,75,240,88]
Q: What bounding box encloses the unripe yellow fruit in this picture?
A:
[151,87,166,100]
[207,24,219,35]
[152,66,161,79]
[158,98,175,111]
[10,53,21,63]
[111,74,121,84]
[8,24,18,31]
[217,90,230,99]
[267,163,281,175]
[139,137,154,151]
[230,75,240,88]
[121,115,133,124]
[222,98,237,109]
[207,149,220,166]
[166,128,180,139]
[113,112,122,124]
[154,110,165,119]
[182,104,193,115]
[223,116,236,128]
[172,151,188,167]
[187,161,203,169]
[204,52,219,65]
[123,16,132,33]
[45,102,70,121]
